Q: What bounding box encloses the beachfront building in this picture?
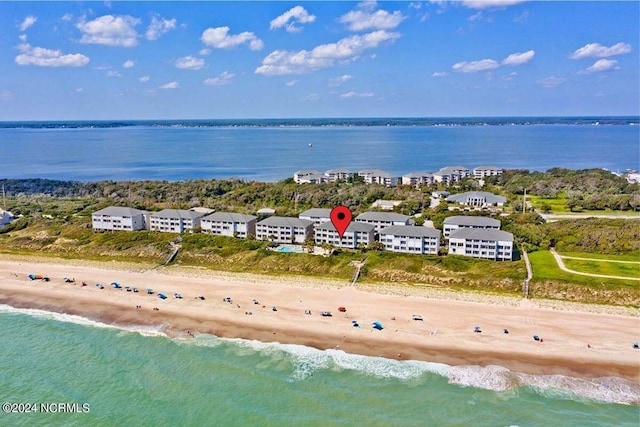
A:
[473,166,503,179]
[294,170,327,184]
[433,166,470,184]
[324,169,353,182]
[314,222,376,249]
[298,208,332,225]
[355,212,414,233]
[149,209,204,233]
[200,212,257,238]
[92,206,148,231]
[448,229,514,261]
[257,208,276,217]
[0,208,14,228]
[446,191,507,208]
[443,216,501,238]
[256,216,314,244]
[358,169,398,186]
[402,172,436,188]
[379,225,441,255]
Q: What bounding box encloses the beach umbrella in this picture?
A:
[372,321,383,330]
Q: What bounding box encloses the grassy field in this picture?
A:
[527,195,570,213]
[561,258,639,279]
[560,252,640,262]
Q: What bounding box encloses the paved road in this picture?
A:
[549,248,640,281]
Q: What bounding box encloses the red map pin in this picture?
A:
[330,205,352,238]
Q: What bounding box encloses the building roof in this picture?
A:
[379,225,441,238]
[473,166,502,171]
[315,221,376,233]
[93,206,147,217]
[443,215,501,227]
[446,191,507,204]
[294,169,323,176]
[435,166,469,175]
[257,208,276,214]
[257,216,314,228]
[325,169,352,174]
[151,209,205,219]
[448,228,513,242]
[358,169,394,177]
[0,208,14,217]
[190,207,215,214]
[299,208,332,218]
[403,172,434,178]
[202,212,257,223]
[355,212,411,223]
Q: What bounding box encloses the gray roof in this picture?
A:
[358,169,393,177]
[202,212,256,223]
[355,212,411,222]
[257,216,313,228]
[315,221,376,233]
[448,228,513,242]
[295,169,323,176]
[473,166,502,171]
[325,169,352,174]
[151,209,205,220]
[403,172,434,178]
[93,206,147,217]
[379,225,441,238]
[446,191,507,204]
[299,208,332,218]
[436,166,469,175]
[443,215,501,227]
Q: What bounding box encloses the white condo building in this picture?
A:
[298,208,332,225]
[256,216,314,244]
[379,225,441,255]
[355,212,414,233]
[433,166,470,184]
[473,166,503,179]
[314,222,376,249]
[200,212,257,238]
[443,216,501,238]
[448,229,514,261]
[358,169,398,186]
[402,172,435,188]
[446,191,507,207]
[324,169,353,182]
[149,209,205,233]
[92,206,148,231]
[294,170,327,184]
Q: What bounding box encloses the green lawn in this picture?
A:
[562,258,640,279]
[560,252,640,262]
[528,195,570,213]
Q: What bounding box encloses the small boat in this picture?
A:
[308,143,313,147]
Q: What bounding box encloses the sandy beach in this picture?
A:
[0,255,638,383]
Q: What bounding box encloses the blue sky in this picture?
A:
[0,1,638,120]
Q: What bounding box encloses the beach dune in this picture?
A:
[0,257,638,382]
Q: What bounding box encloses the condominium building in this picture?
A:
[324,169,353,182]
[446,191,507,207]
[433,166,470,184]
[92,206,148,231]
[200,212,257,238]
[355,212,414,233]
[402,172,435,188]
[448,229,514,261]
[358,169,398,186]
[473,166,503,179]
[256,216,314,244]
[443,215,501,238]
[379,225,441,255]
[294,170,327,184]
[314,222,376,249]
[298,208,332,225]
[149,209,205,233]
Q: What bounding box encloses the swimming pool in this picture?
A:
[277,245,304,253]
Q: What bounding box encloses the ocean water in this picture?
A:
[0,305,638,426]
[0,117,638,182]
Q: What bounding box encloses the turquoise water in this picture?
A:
[277,245,304,253]
[1,306,638,426]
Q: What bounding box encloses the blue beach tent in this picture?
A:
[372,321,384,330]
[158,293,167,299]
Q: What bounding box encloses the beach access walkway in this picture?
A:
[549,248,640,281]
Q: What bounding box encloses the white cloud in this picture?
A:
[204,71,235,86]
[77,15,140,47]
[201,26,264,50]
[286,80,298,86]
[107,70,122,77]
[1,90,13,101]
[452,59,499,73]
[535,76,565,88]
[122,60,135,68]
[570,42,632,59]
[159,81,179,89]
[15,39,90,67]
[579,59,619,74]
[339,2,405,31]
[175,56,205,70]
[75,88,83,93]
[256,30,400,76]
[139,75,150,82]
[340,91,374,98]
[19,15,37,32]
[270,6,316,33]
[501,50,534,66]
[199,48,211,56]
[432,71,447,77]
[62,13,73,22]
[462,0,527,9]
[329,74,353,87]
[146,16,177,41]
